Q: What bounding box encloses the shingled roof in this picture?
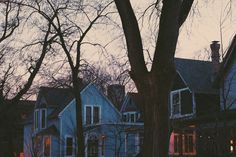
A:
[175,58,218,94]
[35,83,88,119]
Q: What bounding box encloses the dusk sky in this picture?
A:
[130,0,236,60]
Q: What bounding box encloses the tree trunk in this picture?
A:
[132,66,175,157]
[73,76,85,157]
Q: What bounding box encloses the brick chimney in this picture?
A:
[210,41,220,74]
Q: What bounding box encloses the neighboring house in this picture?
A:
[0,100,35,157]
[169,45,220,157]
[120,92,144,156]
[208,34,236,156]
[24,83,142,157]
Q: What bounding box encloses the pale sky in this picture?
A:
[130,0,236,60]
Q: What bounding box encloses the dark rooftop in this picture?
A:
[175,58,218,94]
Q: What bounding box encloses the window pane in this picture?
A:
[44,137,51,156]
[172,93,180,114]
[93,107,99,124]
[41,109,46,128]
[66,137,73,155]
[86,106,92,124]
[130,114,135,122]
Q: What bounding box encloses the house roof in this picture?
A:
[41,84,88,119]
[175,58,218,94]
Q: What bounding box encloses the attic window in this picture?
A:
[170,88,192,117]
[172,92,181,115]
[41,109,46,129]
[34,110,39,130]
[85,106,100,125]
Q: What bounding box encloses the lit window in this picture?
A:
[230,139,236,153]
[66,137,73,156]
[44,136,51,156]
[183,133,196,155]
[174,134,182,155]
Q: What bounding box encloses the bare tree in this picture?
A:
[113,0,194,156]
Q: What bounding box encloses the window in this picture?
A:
[101,136,106,156]
[230,139,236,153]
[34,109,47,131]
[44,136,51,156]
[130,113,135,122]
[66,137,73,156]
[85,106,100,125]
[183,133,196,155]
[172,92,181,115]
[174,134,182,155]
[170,88,192,117]
[41,109,46,129]
[34,110,39,130]
[86,106,92,125]
[122,112,138,123]
[122,114,127,122]
[93,107,99,124]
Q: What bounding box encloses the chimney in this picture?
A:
[107,84,125,110]
[210,41,220,74]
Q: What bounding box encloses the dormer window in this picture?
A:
[41,109,46,129]
[34,108,47,131]
[34,110,39,130]
[122,112,140,123]
[170,88,193,118]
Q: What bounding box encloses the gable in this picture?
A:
[172,72,187,91]
[59,83,121,124]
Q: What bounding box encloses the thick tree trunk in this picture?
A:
[132,66,175,157]
[73,76,85,157]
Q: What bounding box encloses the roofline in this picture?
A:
[175,70,192,92]
[58,83,93,117]
[58,83,122,117]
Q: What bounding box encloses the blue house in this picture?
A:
[23,83,142,157]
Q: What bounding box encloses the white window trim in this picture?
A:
[65,135,74,157]
[123,112,138,123]
[84,105,101,125]
[34,109,39,131]
[41,109,47,129]
[43,136,51,157]
[170,88,194,118]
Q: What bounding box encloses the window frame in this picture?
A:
[34,109,39,131]
[84,105,101,125]
[182,132,196,155]
[170,88,192,118]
